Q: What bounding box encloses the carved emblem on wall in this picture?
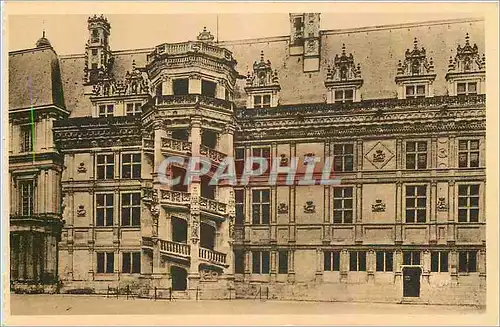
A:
[303,153,316,165]
[365,141,395,169]
[437,197,448,211]
[304,201,316,214]
[278,202,289,214]
[372,199,386,212]
[200,268,220,281]
[279,154,289,166]
[438,147,448,159]
[77,205,86,217]
[77,162,87,173]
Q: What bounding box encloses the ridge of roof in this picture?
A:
[9,46,57,57]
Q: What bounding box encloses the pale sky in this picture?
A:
[8,12,478,55]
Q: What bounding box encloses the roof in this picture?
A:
[30,17,486,117]
[9,46,65,111]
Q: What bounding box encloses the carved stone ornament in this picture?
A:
[245,51,280,89]
[365,141,395,170]
[191,215,200,243]
[77,162,87,173]
[447,33,485,74]
[278,202,289,214]
[77,205,86,217]
[279,154,289,166]
[200,268,219,281]
[372,199,386,212]
[396,38,435,77]
[303,153,316,165]
[326,44,362,83]
[437,197,448,211]
[304,200,316,214]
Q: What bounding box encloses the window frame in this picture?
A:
[121,251,141,274]
[20,124,34,153]
[458,184,480,223]
[376,251,394,272]
[402,251,421,265]
[253,94,271,108]
[349,251,367,271]
[96,192,114,227]
[431,251,449,272]
[333,143,354,172]
[458,250,478,273]
[332,186,354,224]
[252,188,270,225]
[96,252,114,274]
[126,102,142,116]
[405,185,427,223]
[234,250,245,274]
[278,250,289,274]
[405,84,426,98]
[96,153,115,180]
[121,192,141,227]
[456,81,478,95]
[405,140,428,170]
[234,189,245,225]
[121,152,141,179]
[252,250,270,274]
[324,250,340,272]
[98,104,114,117]
[19,179,35,216]
[251,146,271,174]
[334,88,354,103]
[458,139,480,168]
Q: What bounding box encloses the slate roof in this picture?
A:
[10,17,485,117]
[9,45,65,110]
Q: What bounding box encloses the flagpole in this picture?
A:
[216,14,219,43]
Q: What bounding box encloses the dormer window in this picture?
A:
[457,82,477,95]
[395,38,436,99]
[334,89,354,103]
[91,49,98,56]
[245,51,280,109]
[325,44,363,104]
[254,94,271,108]
[446,34,485,96]
[98,104,114,117]
[405,85,426,99]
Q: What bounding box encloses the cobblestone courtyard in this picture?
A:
[9,294,485,316]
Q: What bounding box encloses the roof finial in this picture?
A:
[260,50,264,62]
[465,33,470,45]
[413,37,418,49]
[342,43,346,55]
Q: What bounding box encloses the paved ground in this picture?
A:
[9,294,485,316]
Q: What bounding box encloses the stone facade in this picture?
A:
[9,14,485,305]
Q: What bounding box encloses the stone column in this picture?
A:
[315,249,323,283]
[422,250,431,283]
[449,250,458,284]
[479,249,486,286]
[447,181,456,243]
[394,249,403,284]
[270,250,277,282]
[395,182,403,244]
[189,74,201,94]
[287,249,295,282]
[340,249,348,283]
[161,76,172,96]
[430,181,437,243]
[367,250,375,283]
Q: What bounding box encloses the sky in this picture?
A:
[8,12,479,55]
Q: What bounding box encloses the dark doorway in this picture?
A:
[201,80,217,98]
[171,129,189,141]
[201,129,217,149]
[170,266,188,291]
[201,176,215,199]
[171,217,188,243]
[200,223,215,250]
[173,79,189,96]
[403,267,421,297]
[171,167,187,192]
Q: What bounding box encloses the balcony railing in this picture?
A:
[147,41,234,64]
[200,145,227,163]
[155,95,233,111]
[159,240,191,257]
[161,137,192,154]
[199,197,227,216]
[199,247,227,266]
[160,190,191,205]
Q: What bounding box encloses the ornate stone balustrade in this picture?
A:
[200,145,227,164]
[161,137,192,154]
[160,190,191,206]
[199,197,227,216]
[236,94,486,119]
[159,239,191,257]
[147,41,234,64]
[199,247,227,266]
[155,95,233,111]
